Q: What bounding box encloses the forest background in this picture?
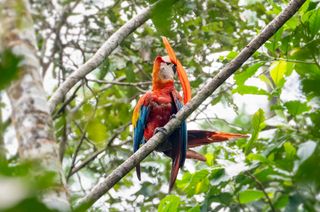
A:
[0,0,319,211]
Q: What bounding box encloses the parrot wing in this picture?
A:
[132,92,151,180]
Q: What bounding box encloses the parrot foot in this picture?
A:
[170,114,177,120]
[154,127,167,135]
[169,114,181,129]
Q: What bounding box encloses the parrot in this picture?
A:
[132,37,247,192]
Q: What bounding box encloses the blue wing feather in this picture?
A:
[175,100,187,167]
[133,105,149,153]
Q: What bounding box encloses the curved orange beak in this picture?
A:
[162,36,191,104]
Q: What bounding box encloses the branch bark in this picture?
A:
[74,0,306,210]
[0,1,70,211]
[0,95,5,160]
[48,3,154,114]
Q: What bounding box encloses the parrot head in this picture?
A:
[151,37,191,104]
[158,55,177,81]
[152,56,176,89]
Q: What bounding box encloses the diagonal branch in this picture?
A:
[48,0,166,114]
[74,0,306,210]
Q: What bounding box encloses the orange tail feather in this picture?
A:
[188,130,248,148]
[186,149,206,161]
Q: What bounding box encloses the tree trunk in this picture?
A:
[0,95,5,160]
[0,1,70,211]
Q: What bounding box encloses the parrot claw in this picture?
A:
[170,114,177,119]
[170,114,182,129]
[154,127,167,135]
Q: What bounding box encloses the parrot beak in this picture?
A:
[162,36,191,104]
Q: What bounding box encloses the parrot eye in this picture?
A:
[165,62,171,65]
[172,64,177,74]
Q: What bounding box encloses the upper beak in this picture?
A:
[162,36,191,104]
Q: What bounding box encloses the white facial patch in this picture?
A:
[159,62,174,81]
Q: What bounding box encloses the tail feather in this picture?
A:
[168,128,183,192]
[188,130,248,148]
[169,150,181,192]
[186,149,206,161]
[136,165,141,181]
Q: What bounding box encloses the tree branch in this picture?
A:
[74,0,306,210]
[48,2,156,114]
[0,95,6,160]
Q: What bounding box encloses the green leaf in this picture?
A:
[299,0,310,14]
[208,167,225,180]
[239,189,264,204]
[259,74,273,88]
[125,67,135,82]
[87,120,107,146]
[234,62,264,85]
[247,153,269,164]
[5,197,54,212]
[205,153,214,166]
[151,0,176,36]
[297,140,316,164]
[308,9,320,35]
[211,94,223,106]
[269,61,289,87]
[233,85,269,96]
[295,63,320,97]
[245,109,265,154]
[0,49,22,90]
[284,100,310,116]
[284,142,296,160]
[284,16,299,30]
[274,195,289,209]
[158,195,180,212]
[289,47,313,60]
[209,192,233,205]
[97,59,110,80]
[226,51,238,60]
[233,63,269,96]
[295,142,320,187]
[285,194,301,212]
[187,205,201,212]
[176,169,209,196]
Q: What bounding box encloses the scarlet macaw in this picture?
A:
[132,37,247,191]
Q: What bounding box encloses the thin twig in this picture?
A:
[69,69,143,115]
[66,122,88,181]
[53,82,83,119]
[67,83,99,180]
[245,171,276,212]
[69,122,131,176]
[87,79,152,86]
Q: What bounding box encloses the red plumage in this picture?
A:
[142,88,181,141]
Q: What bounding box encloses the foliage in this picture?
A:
[0,49,21,91]
[0,0,319,211]
[0,159,57,211]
